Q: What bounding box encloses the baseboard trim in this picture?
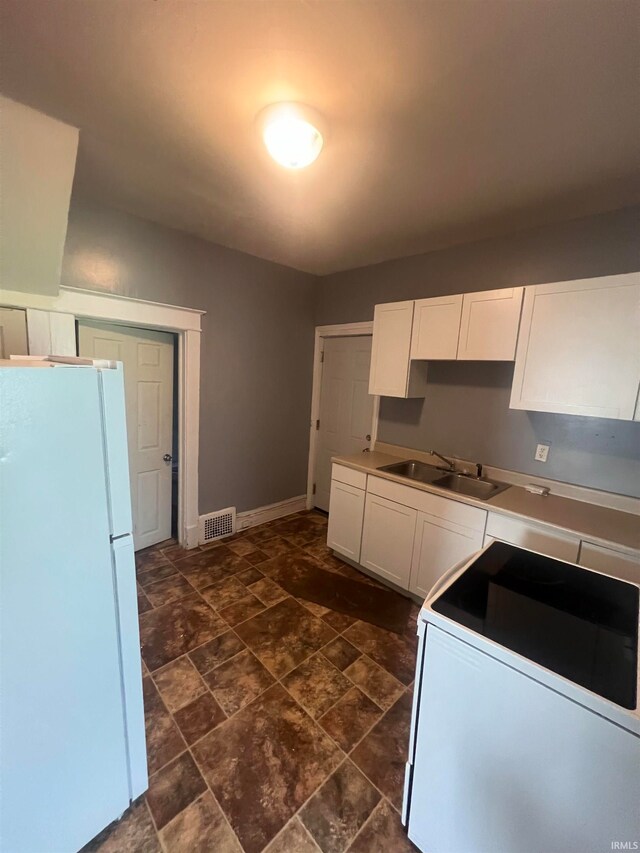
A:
[236,495,307,531]
[184,523,200,550]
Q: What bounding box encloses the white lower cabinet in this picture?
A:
[326,479,366,562]
[410,511,485,598]
[579,541,640,584]
[361,494,417,587]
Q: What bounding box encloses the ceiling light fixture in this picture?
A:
[258,102,324,169]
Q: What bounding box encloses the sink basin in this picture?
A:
[431,473,510,500]
[377,459,444,484]
[377,459,510,501]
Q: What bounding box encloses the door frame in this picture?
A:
[0,285,204,549]
[306,322,378,511]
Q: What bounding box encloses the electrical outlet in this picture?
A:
[535,443,550,463]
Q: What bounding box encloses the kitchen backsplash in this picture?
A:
[377,361,640,498]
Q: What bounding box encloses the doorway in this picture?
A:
[313,334,375,512]
[78,320,176,550]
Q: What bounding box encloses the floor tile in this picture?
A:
[322,637,362,671]
[140,594,228,671]
[298,597,330,618]
[137,562,177,589]
[318,687,382,753]
[343,621,416,685]
[300,759,381,853]
[323,610,358,633]
[235,597,336,678]
[264,817,320,853]
[153,657,206,712]
[226,538,267,561]
[174,692,226,745]
[160,541,195,563]
[146,751,207,830]
[302,538,336,563]
[189,631,246,675]
[200,576,248,610]
[203,649,274,715]
[159,792,242,853]
[136,548,172,574]
[346,799,418,852]
[282,653,352,719]
[176,549,251,589]
[173,544,236,573]
[246,527,280,547]
[258,536,299,558]
[80,798,160,853]
[144,574,195,608]
[219,593,266,626]
[350,692,413,811]
[272,515,325,546]
[137,586,153,615]
[142,676,185,775]
[344,656,404,710]
[236,566,264,586]
[248,577,288,606]
[192,684,341,853]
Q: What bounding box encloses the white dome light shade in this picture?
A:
[259,103,324,169]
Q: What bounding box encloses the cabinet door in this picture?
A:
[327,480,365,562]
[579,541,640,584]
[410,295,462,360]
[369,301,428,397]
[410,511,484,598]
[458,287,523,360]
[360,493,417,587]
[26,308,76,356]
[510,274,640,419]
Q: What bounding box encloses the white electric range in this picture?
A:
[403,540,640,853]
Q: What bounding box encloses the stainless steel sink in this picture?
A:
[376,459,444,484]
[377,459,510,501]
[431,473,510,500]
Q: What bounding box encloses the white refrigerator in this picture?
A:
[0,360,148,852]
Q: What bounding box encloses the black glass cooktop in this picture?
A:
[432,542,639,709]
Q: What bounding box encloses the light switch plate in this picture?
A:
[535,443,550,463]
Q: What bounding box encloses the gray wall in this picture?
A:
[62,196,317,515]
[316,206,640,497]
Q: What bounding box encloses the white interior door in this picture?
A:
[0,307,28,357]
[315,335,374,512]
[79,321,174,550]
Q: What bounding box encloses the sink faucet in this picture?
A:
[428,450,456,471]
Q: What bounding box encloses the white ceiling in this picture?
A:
[1,0,638,274]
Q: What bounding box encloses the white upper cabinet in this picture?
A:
[411,295,462,360]
[26,309,77,356]
[510,274,640,420]
[369,301,428,397]
[457,287,524,360]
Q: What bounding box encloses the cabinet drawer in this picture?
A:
[331,463,367,490]
[367,475,486,533]
[485,513,579,563]
[579,541,640,584]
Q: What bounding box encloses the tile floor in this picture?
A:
[83,511,419,853]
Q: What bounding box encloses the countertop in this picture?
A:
[332,451,640,558]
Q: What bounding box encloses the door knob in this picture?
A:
[163,454,173,462]
[365,434,371,441]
